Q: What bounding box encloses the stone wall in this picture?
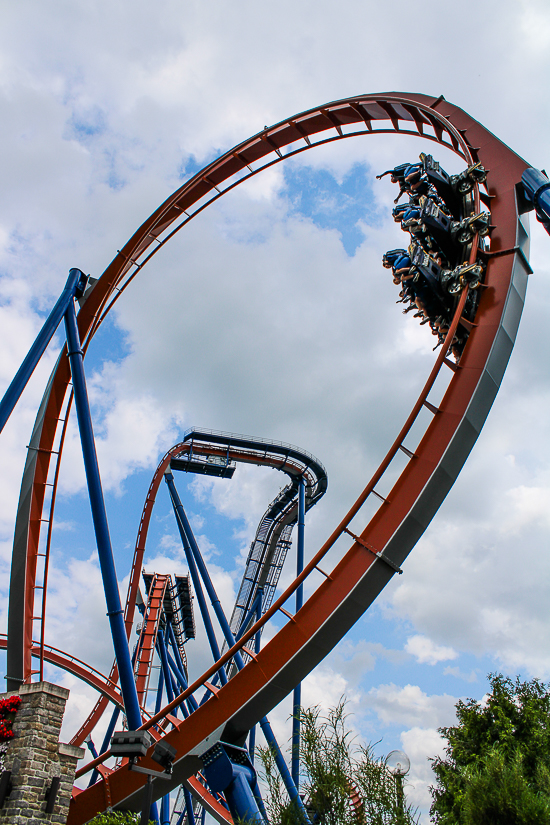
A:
[0,683,84,825]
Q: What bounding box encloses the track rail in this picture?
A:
[3,92,532,822]
[71,428,327,744]
[134,574,170,705]
[0,635,124,708]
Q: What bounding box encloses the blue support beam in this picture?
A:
[164,656,185,718]
[260,717,310,822]
[64,299,142,731]
[248,589,263,764]
[166,472,308,820]
[165,472,245,671]
[166,623,198,714]
[157,629,175,707]
[0,268,87,436]
[165,648,198,714]
[164,472,228,686]
[202,742,266,825]
[166,622,188,684]
[292,477,306,790]
[89,706,120,788]
[160,793,170,825]
[182,787,196,825]
[85,737,98,759]
[154,663,165,715]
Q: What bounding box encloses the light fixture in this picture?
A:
[385,750,410,777]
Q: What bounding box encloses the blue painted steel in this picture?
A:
[183,787,196,825]
[165,472,228,686]
[159,638,188,719]
[196,588,262,702]
[260,717,310,822]
[202,743,265,825]
[168,472,307,818]
[151,803,160,825]
[248,594,269,821]
[155,663,165,715]
[235,590,263,643]
[166,622,198,714]
[292,477,306,790]
[167,622,188,682]
[522,167,550,235]
[165,473,245,671]
[226,772,264,825]
[89,706,120,787]
[0,268,87,436]
[160,793,170,825]
[165,649,196,715]
[196,588,262,703]
[86,738,99,759]
[165,666,185,718]
[157,630,175,707]
[165,647,188,692]
[101,706,121,755]
[64,300,142,731]
[248,589,263,763]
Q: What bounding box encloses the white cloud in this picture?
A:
[405,635,458,666]
[442,666,478,683]
[367,683,458,730]
[401,727,447,815]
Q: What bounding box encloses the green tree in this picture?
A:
[258,701,419,824]
[430,673,550,824]
[461,748,550,825]
[88,812,145,825]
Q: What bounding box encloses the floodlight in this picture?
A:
[110,730,153,759]
[151,740,177,772]
[385,750,410,777]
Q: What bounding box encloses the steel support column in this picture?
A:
[165,473,244,671]
[292,477,305,790]
[64,300,142,731]
[0,268,85,436]
[259,717,310,822]
[164,472,228,686]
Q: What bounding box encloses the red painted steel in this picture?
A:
[134,574,169,705]
[0,635,123,708]
[185,777,233,824]
[5,92,531,821]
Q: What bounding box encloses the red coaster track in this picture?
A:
[4,92,532,821]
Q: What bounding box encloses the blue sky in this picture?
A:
[0,2,550,820]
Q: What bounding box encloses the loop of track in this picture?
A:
[4,93,532,822]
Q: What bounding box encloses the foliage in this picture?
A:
[0,694,21,742]
[461,749,550,825]
[430,673,550,824]
[0,696,22,715]
[258,701,419,825]
[88,811,152,825]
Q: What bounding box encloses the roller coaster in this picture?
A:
[1,91,549,824]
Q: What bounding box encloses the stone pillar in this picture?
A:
[0,682,85,825]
